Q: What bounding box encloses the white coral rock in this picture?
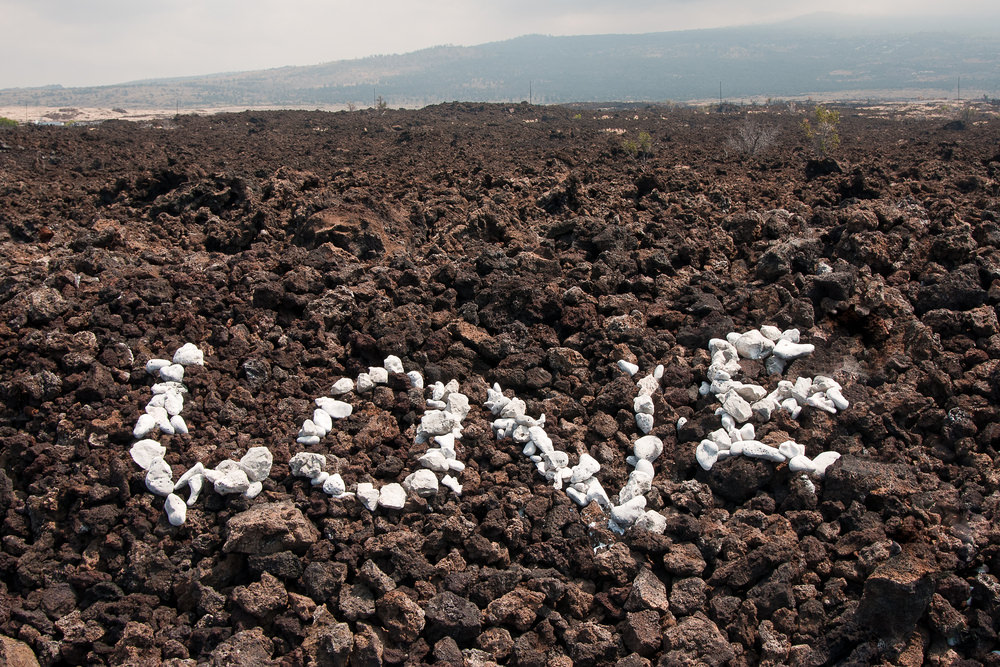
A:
[812,451,841,477]
[778,441,806,460]
[289,452,326,478]
[633,394,655,415]
[609,495,647,529]
[633,435,663,462]
[760,325,783,341]
[570,453,601,484]
[239,446,273,483]
[164,392,184,416]
[312,407,334,433]
[322,473,347,497]
[636,375,659,396]
[145,358,172,375]
[446,393,471,421]
[164,493,187,526]
[186,474,204,506]
[617,360,639,376]
[172,343,204,366]
[418,449,451,473]
[826,387,849,411]
[441,474,463,496]
[214,468,251,495]
[130,439,166,470]
[734,330,775,360]
[331,378,355,395]
[696,440,719,471]
[634,459,655,477]
[619,471,652,505]
[315,397,352,419]
[357,483,380,511]
[721,391,753,423]
[733,440,785,462]
[418,410,459,438]
[355,372,374,393]
[378,483,406,509]
[383,355,404,374]
[159,363,185,383]
[635,509,667,534]
[133,413,158,439]
[404,469,439,497]
[174,462,204,490]
[772,339,815,361]
[788,455,817,473]
[145,457,174,496]
[635,412,654,434]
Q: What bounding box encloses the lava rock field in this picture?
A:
[0,102,999,666]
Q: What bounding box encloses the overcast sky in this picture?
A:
[2,0,994,88]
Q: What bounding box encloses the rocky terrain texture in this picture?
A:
[0,103,998,666]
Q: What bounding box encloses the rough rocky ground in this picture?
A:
[0,102,999,666]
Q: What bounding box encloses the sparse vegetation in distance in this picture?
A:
[726,116,780,159]
[623,131,653,159]
[959,103,978,124]
[0,117,18,128]
[375,96,387,112]
[801,105,840,155]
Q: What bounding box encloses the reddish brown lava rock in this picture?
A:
[0,105,998,666]
[222,500,320,554]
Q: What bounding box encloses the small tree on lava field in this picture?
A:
[726,117,780,159]
[623,131,654,160]
[801,105,840,156]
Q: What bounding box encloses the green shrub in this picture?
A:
[623,131,653,159]
[0,117,17,128]
[959,104,978,124]
[801,105,840,155]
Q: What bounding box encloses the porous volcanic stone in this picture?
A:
[856,551,937,638]
[351,623,384,667]
[661,612,736,666]
[823,455,919,504]
[624,567,670,612]
[232,572,288,621]
[623,610,662,656]
[564,621,618,666]
[476,627,514,660]
[209,627,273,666]
[339,583,376,621]
[376,589,426,643]
[301,608,353,667]
[483,587,546,631]
[424,591,481,644]
[222,501,320,554]
[0,635,41,667]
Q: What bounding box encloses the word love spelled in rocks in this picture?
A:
[127,326,850,531]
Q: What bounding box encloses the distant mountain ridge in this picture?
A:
[2,14,997,108]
